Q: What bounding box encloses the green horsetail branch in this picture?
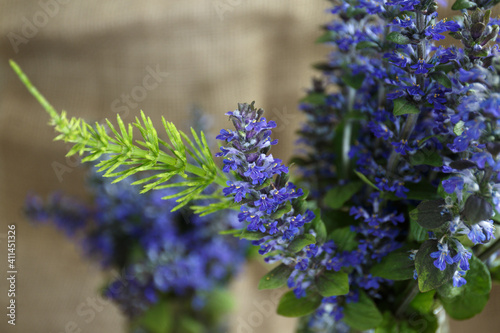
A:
[10,60,232,214]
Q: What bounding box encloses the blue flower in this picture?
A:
[430,242,454,271]
[442,177,464,194]
[368,121,393,140]
[427,90,447,110]
[434,46,458,64]
[387,0,420,11]
[295,258,309,271]
[391,139,414,155]
[453,270,467,287]
[392,181,409,199]
[411,59,433,74]
[223,181,251,202]
[385,52,411,68]
[268,221,279,235]
[452,240,472,271]
[468,221,495,245]
[405,83,425,99]
[471,152,494,169]
[221,156,240,173]
[425,19,460,41]
[393,15,415,28]
[25,164,248,319]
[356,0,386,14]
[243,163,267,184]
[458,67,488,83]
[216,128,238,142]
[254,194,276,213]
[481,94,500,117]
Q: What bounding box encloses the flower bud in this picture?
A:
[482,25,499,46]
[449,31,463,40]
[486,142,500,157]
[471,22,486,40]
[471,9,484,25]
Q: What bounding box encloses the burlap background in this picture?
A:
[0,1,499,332]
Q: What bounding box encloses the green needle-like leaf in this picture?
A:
[10,60,228,212]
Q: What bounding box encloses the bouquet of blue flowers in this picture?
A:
[25,164,247,332]
[11,0,500,331]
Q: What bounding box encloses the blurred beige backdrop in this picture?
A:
[0,1,499,332]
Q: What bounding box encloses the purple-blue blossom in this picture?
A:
[453,240,472,271]
[24,166,247,319]
[468,221,495,244]
[453,270,467,287]
[430,242,454,271]
[411,59,433,74]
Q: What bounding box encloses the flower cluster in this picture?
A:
[25,166,247,326]
[287,0,500,330]
[217,102,403,325]
[216,103,321,295]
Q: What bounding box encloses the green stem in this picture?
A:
[387,11,426,177]
[396,281,420,318]
[341,87,356,179]
[478,238,500,262]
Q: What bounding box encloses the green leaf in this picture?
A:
[300,92,326,106]
[376,311,438,333]
[440,256,491,320]
[240,229,267,241]
[435,63,455,73]
[219,228,244,236]
[316,271,349,297]
[453,120,465,136]
[312,62,335,71]
[356,41,379,50]
[277,291,322,317]
[315,31,335,43]
[409,215,428,242]
[410,149,443,167]
[270,201,292,219]
[324,181,363,209]
[258,264,294,290]
[405,182,441,201]
[354,170,381,191]
[311,209,327,244]
[411,199,451,230]
[400,313,438,333]
[409,290,436,314]
[322,209,357,231]
[393,98,420,116]
[387,31,411,44]
[452,0,476,10]
[343,72,366,89]
[370,249,415,281]
[288,234,316,253]
[133,300,172,333]
[415,240,457,292]
[9,61,234,213]
[429,72,452,89]
[329,227,358,251]
[180,317,204,333]
[343,290,383,330]
[437,278,463,300]
[375,312,399,333]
